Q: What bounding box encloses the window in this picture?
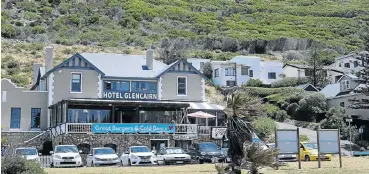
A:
[268,72,276,79]
[249,70,254,77]
[345,80,350,89]
[131,81,157,93]
[226,81,236,87]
[10,108,21,129]
[200,62,204,69]
[339,63,342,67]
[354,61,358,67]
[31,108,41,129]
[225,68,235,76]
[2,91,6,102]
[71,73,82,92]
[104,81,130,92]
[340,102,345,107]
[177,77,187,95]
[344,63,350,68]
[214,69,219,78]
[241,67,248,75]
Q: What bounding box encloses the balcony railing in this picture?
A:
[175,124,198,134]
[198,126,211,135]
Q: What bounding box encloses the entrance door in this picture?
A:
[151,140,168,151]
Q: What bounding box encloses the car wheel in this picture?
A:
[197,158,204,164]
[304,155,310,161]
[128,159,131,166]
[50,163,54,168]
[121,160,124,166]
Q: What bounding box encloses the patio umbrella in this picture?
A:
[187,111,216,118]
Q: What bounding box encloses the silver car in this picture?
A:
[266,143,297,162]
[86,147,121,167]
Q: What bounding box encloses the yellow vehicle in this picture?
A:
[299,142,332,161]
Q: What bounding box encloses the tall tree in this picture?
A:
[202,62,213,79]
[306,41,327,88]
[157,38,189,65]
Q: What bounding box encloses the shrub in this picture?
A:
[1,155,46,174]
[1,24,16,38]
[287,103,299,118]
[263,103,279,118]
[271,77,310,88]
[252,117,276,139]
[31,26,46,34]
[298,93,326,122]
[300,135,309,142]
[24,12,41,20]
[245,79,263,87]
[274,110,288,122]
[202,62,212,79]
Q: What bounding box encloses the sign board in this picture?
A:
[276,130,299,154]
[91,123,175,134]
[211,127,227,139]
[173,134,198,140]
[103,92,158,100]
[318,130,339,154]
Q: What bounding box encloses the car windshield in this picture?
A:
[199,143,218,152]
[16,148,37,155]
[55,146,78,153]
[304,143,318,150]
[131,147,150,153]
[166,148,185,154]
[94,148,115,155]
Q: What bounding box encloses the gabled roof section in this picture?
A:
[41,53,104,79]
[297,83,319,91]
[30,67,46,90]
[156,59,207,79]
[283,63,310,69]
[320,83,341,98]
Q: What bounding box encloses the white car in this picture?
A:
[15,147,40,161]
[155,147,191,165]
[120,146,156,166]
[51,145,83,167]
[86,147,121,167]
[266,143,297,162]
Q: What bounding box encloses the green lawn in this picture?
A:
[46,157,369,174]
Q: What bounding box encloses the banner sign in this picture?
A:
[103,92,158,100]
[92,123,175,134]
[319,130,339,154]
[173,134,198,140]
[276,130,299,154]
[211,127,227,139]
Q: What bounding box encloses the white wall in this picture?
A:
[260,62,283,84]
[231,56,261,80]
[186,58,211,72]
[332,56,364,74]
[283,66,305,78]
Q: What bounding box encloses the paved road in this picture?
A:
[276,122,354,156]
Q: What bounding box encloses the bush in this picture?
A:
[264,103,279,118]
[245,79,263,87]
[202,62,212,79]
[287,103,299,118]
[298,93,326,122]
[274,110,288,122]
[271,77,310,88]
[31,26,46,34]
[300,135,310,142]
[252,117,276,139]
[1,155,46,174]
[1,24,16,38]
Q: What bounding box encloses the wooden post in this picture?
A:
[275,128,278,170]
[297,128,301,169]
[338,128,342,168]
[317,128,321,168]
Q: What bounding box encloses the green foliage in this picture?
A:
[243,143,279,174]
[244,87,305,98]
[274,110,288,122]
[264,103,279,118]
[202,62,212,79]
[245,79,263,87]
[31,26,46,34]
[1,155,46,174]
[271,77,309,88]
[299,135,309,142]
[252,117,276,139]
[298,92,326,122]
[1,24,16,38]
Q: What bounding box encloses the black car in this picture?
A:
[188,142,225,164]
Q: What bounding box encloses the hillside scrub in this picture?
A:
[271,77,309,88]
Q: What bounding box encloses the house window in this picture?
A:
[241,67,248,75]
[2,91,6,102]
[31,108,41,129]
[131,81,157,93]
[226,81,236,87]
[200,62,204,69]
[177,77,187,95]
[339,63,342,67]
[268,72,276,79]
[10,108,21,129]
[105,81,130,92]
[340,102,345,107]
[344,63,350,68]
[71,73,82,92]
[249,70,254,77]
[214,69,219,78]
[354,61,358,67]
[225,68,235,76]
[345,80,350,89]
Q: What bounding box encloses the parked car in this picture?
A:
[188,142,225,164]
[220,140,231,163]
[15,147,40,161]
[353,150,369,157]
[266,143,297,162]
[86,147,121,167]
[155,147,191,165]
[120,146,156,166]
[299,142,332,161]
[50,145,83,167]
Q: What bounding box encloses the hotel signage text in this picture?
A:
[103,92,158,100]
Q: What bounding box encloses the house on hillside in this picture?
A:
[1,47,227,153]
[329,51,368,74]
[186,58,211,72]
[297,83,319,92]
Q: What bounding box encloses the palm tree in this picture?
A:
[243,143,279,174]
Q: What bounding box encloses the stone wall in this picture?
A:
[1,131,50,153]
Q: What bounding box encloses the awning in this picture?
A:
[188,102,225,111]
[187,111,217,118]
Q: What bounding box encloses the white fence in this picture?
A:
[198,126,211,135]
[39,156,52,168]
[175,124,198,134]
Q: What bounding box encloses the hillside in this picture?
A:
[2,0,369,87]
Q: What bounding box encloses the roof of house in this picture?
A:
[320,83,341,98]
[283,63,310,69]
[297,83,319,91]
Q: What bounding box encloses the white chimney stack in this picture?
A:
[146,48,154,70]
[45,46,54,72]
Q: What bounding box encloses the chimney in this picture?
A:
[45,46,54,72]
[33,63,42,85]
[146,48,154,70]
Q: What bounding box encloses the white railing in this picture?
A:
[66,123,92,134]
[175,124,198,134]
[39,156,52,168]
[198,126,211,135]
